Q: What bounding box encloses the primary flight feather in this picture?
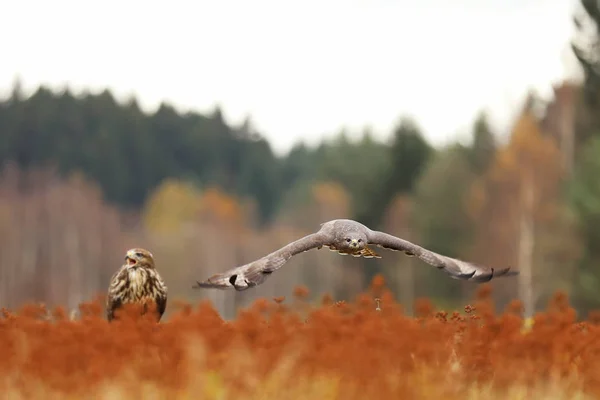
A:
[193,219,518,291]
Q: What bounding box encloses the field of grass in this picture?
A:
[1,276,598,399]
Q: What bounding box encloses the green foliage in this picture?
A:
[572,0,600,146]
[386,118,433,195]
[375,118,433,225]
[0,82,444,232]
[411,144,477,301]
[9,75,600,314]
[467,111,496,172]
[142,179,202,234]
[570,136,600,225]
[313,130,392,226]
[413,145,476,257]
[279,142,318,194]
[572,0,600,106]
[568,135,600,311]
[0,86,282,224]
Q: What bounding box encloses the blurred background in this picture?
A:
[1,0,598,320]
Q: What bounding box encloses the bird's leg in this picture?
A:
[360,246,382,259]
[374,298,381,311]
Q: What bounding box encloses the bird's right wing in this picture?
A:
[193,232,331,291]
[367,230,518,282]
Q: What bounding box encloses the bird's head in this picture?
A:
[340,232,366,251]
[125,248,155,269]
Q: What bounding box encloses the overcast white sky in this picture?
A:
[0,0,581,155]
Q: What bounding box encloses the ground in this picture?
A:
[0,277,597,399]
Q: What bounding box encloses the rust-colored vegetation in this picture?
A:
[1,276,599,400]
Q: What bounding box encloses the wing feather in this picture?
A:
[193,232,331,291]
[106,267,126,321]
[366,230,518,282]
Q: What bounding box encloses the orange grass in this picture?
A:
[0,276,598,399]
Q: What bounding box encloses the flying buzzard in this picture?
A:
[193,219,518,291]
[106,248,168,321]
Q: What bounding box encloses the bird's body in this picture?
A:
[193,219,518,291]
[106,248,168,322]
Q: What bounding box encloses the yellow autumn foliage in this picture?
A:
[490,111,564,187]
[142,179,202,234]
[311,182,351,219]
[197,187,245,228]
[143,180,248,234]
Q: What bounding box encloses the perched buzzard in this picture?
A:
[193,219,518,291]
[106,248,168,321]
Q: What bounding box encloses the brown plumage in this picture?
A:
[193,219,519,291]
[106,248,168,322]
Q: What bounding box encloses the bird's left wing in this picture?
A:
[193,232,331,291]
[366,230,518,282]
[152,272,168,319]
[106,267,126,321]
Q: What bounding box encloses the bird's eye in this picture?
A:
[135,252,143,258]
[358,239,362,243]
[346,238,351,243]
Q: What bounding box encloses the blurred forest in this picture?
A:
[2,3,600,320]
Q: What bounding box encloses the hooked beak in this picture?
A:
[125,256,137,266]
[350,239,359,247]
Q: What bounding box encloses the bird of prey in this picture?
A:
[193,219,518,291]
[106,248,168,322]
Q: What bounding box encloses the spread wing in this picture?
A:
[367,230,519,282]
[193,232,332,291]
